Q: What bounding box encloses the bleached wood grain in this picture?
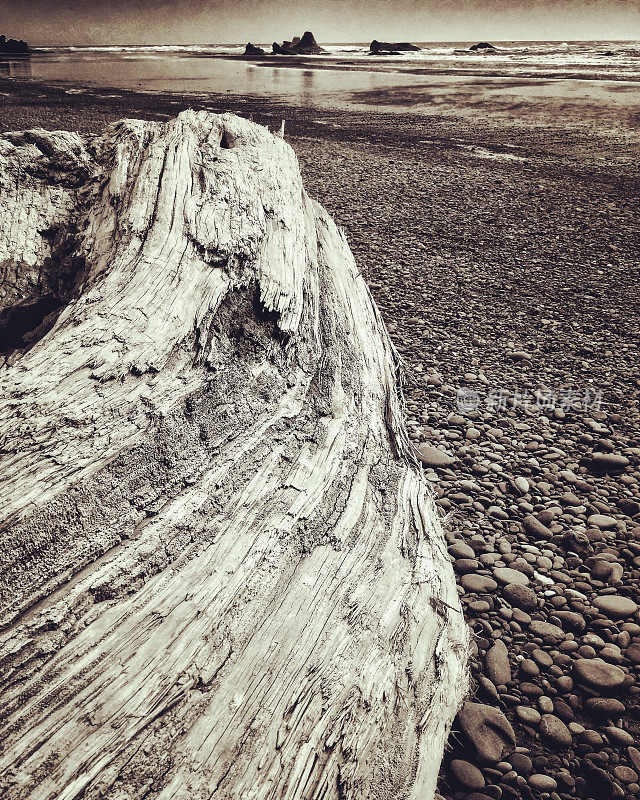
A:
[0,111,469,800]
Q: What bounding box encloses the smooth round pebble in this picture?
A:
[539,714,572,748]
[529,620,564,640]
[516,706,541,725]
[593,595,638,619]
[573,658,626,690]
[462,574,499,593]
[502,583,537,611]
[613,765,638,783]
[508,753,533,775]
[416,445,455,468]
[528,774,558,792]
[587,514,617,529]
[493,567,529,586]
[450,759,486,790]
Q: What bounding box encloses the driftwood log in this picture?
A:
[0,111,469,800]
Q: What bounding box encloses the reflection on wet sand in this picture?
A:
[0,58,32,78]
[346,75,640,131]
[302,70,314,106]
[3,50,639,134]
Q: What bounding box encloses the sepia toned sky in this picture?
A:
[2,0,639,45]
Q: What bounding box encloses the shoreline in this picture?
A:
[2,73,639,140]
[179,55,640,87]
[141,52,640,83]
[7,48,640,84]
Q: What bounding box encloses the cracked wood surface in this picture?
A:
[0,110,469,800]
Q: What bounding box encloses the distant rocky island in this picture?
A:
[454,42,497,54]
[469,41,496,51]
[273,31,327,55]
[244,42,266,56]
[244,31,327,57]
[369,40,421,55]
[0,35,31,55]
[243,34,424,58]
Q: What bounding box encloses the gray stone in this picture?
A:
[485,640,511,685]
[583,763,615,799]
[587,514,617,529]
[457,701,516,763]
[586,698,625,717]
[493,567,529,586]
[449,540,475,559]
[516,706,541,725]
[450,759,486,790]
[502,583,537,611]
[519,658,539,677]
[461,574,498,593]
[415,445,454,468]
[513,476,530,495]
[593,594,638,619]
[604,726,635,745]
[554,610,586,632]
[628,747,640,773]
[454,558,480,574]
[619,499,640,517]
[613,765,638,784]
[560,491,582,506]
[573,657,626,690]
[528,774,558,792]
[627,643,640,664]
[531,649,553,667]
[590,452,630,472]
[523,514,553,539]
[539,714,572,748]
[508,753,533,774]
[477,674,501,702]
[529,620,564,640]
[591,560,614,580]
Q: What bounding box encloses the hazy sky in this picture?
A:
[2,0,639,45]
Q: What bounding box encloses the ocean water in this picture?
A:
[24,40,640,79]
[1,41,639,125]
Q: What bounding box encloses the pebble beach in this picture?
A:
[1,62,639,800]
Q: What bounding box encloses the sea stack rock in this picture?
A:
[272,31,328,55]
[369,39,421,54]
[469,41,496,51]
[0,35,31,55]
[0,110,468,800]
[243,42,265,56]
[295,30,325,53]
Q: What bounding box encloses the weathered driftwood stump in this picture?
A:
[0,111,469,800]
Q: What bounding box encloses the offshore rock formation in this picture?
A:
[272,30,328,55]
[0,110,469,799]
[243,42,266,56]
[369,40,421,54]
[469,42,496,51]
[0,35,31,55]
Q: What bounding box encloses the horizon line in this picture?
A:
[25,37,640,47]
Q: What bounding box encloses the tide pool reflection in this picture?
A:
[302,70,314,106]
[23,51,425,109]
[0,58,32,78]
[238,66,318,106]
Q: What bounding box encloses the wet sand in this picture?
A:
[1,75,640,800]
